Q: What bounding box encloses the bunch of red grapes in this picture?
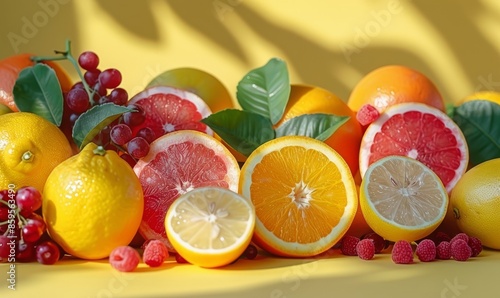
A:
[61,51,154,167]
[0,186,61,265]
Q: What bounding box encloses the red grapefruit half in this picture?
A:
[127,86,213,141]
[133,130,240,251]
[359,103,468,193]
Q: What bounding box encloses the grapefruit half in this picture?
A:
[127,86,213,141]
[359,103,468,193]
[133,130,240,251]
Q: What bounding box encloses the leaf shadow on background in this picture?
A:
[166,0,250,65]
[90,0,500,102]
[95,0,160,41]
[232,4,442,100]
[412,0,500,95]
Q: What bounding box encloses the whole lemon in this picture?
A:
[0,112,72,191]
[43,143,144,259]
[460,91,500,105]
[450,158,500,249]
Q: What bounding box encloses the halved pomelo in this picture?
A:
[127,86,213,141]
[133,130,240,251]
[239,135,358,257]
[359,103,468,193]
[360,155,448,242]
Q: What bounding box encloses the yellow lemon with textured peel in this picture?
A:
[43,143,144,260]
[0,112,72,191]
[460,90,500,106]
[450,158,500,250]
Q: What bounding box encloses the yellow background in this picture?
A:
[2,0,500,105]
[2,1,500,297]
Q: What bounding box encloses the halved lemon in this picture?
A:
[165,187,255,268]
[359,155,448,242]
[239,135,358,257]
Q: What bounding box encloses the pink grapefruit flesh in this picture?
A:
[133,130,240,251]
[359,103,468,193]
[127,86,213,141]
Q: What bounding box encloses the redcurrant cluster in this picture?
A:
[0,186,61,265]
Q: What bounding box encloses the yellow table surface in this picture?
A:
[3,247,499,298]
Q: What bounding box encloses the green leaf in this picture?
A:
[72,103,133,149]
[236,58,290,125]
[201,109,275,156]
[453,100,500,166]
[13,64,64,126]
[275,113,350,141]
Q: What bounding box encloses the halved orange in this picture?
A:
[360,155,448,242]
[239,136,357,257]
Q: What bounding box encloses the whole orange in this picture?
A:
[0,53,73,112]
[276,84,362,175]
[347,65,445,113]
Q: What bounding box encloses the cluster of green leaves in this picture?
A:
[13,54,132,150]
[449,100,500,167]
[201,58,349,157]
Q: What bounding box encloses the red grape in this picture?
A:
[16,186,42,218]
[109,88,128,105]
[36,241,61,265]
[123,105,145,127]
[99,68,122,89]
[127,137,150,159]
[78,51,100,71]
[66,88,90,113]
[84,69,101,86]
[136,127,156,143]
[22,222,44,243]
[110,124,133,146]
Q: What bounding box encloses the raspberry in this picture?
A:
[143,240,169,267]
[450,233,469,245]
[391,240,414,264]
[340,235,360,256]
[109,246,140,272]
[436,241,451,260]
[467,236,482,257]
[356,239,375,260]
[356,104,380,126]
[450,239,472,261]
[416,239,436,262]
[362,232,386,253]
